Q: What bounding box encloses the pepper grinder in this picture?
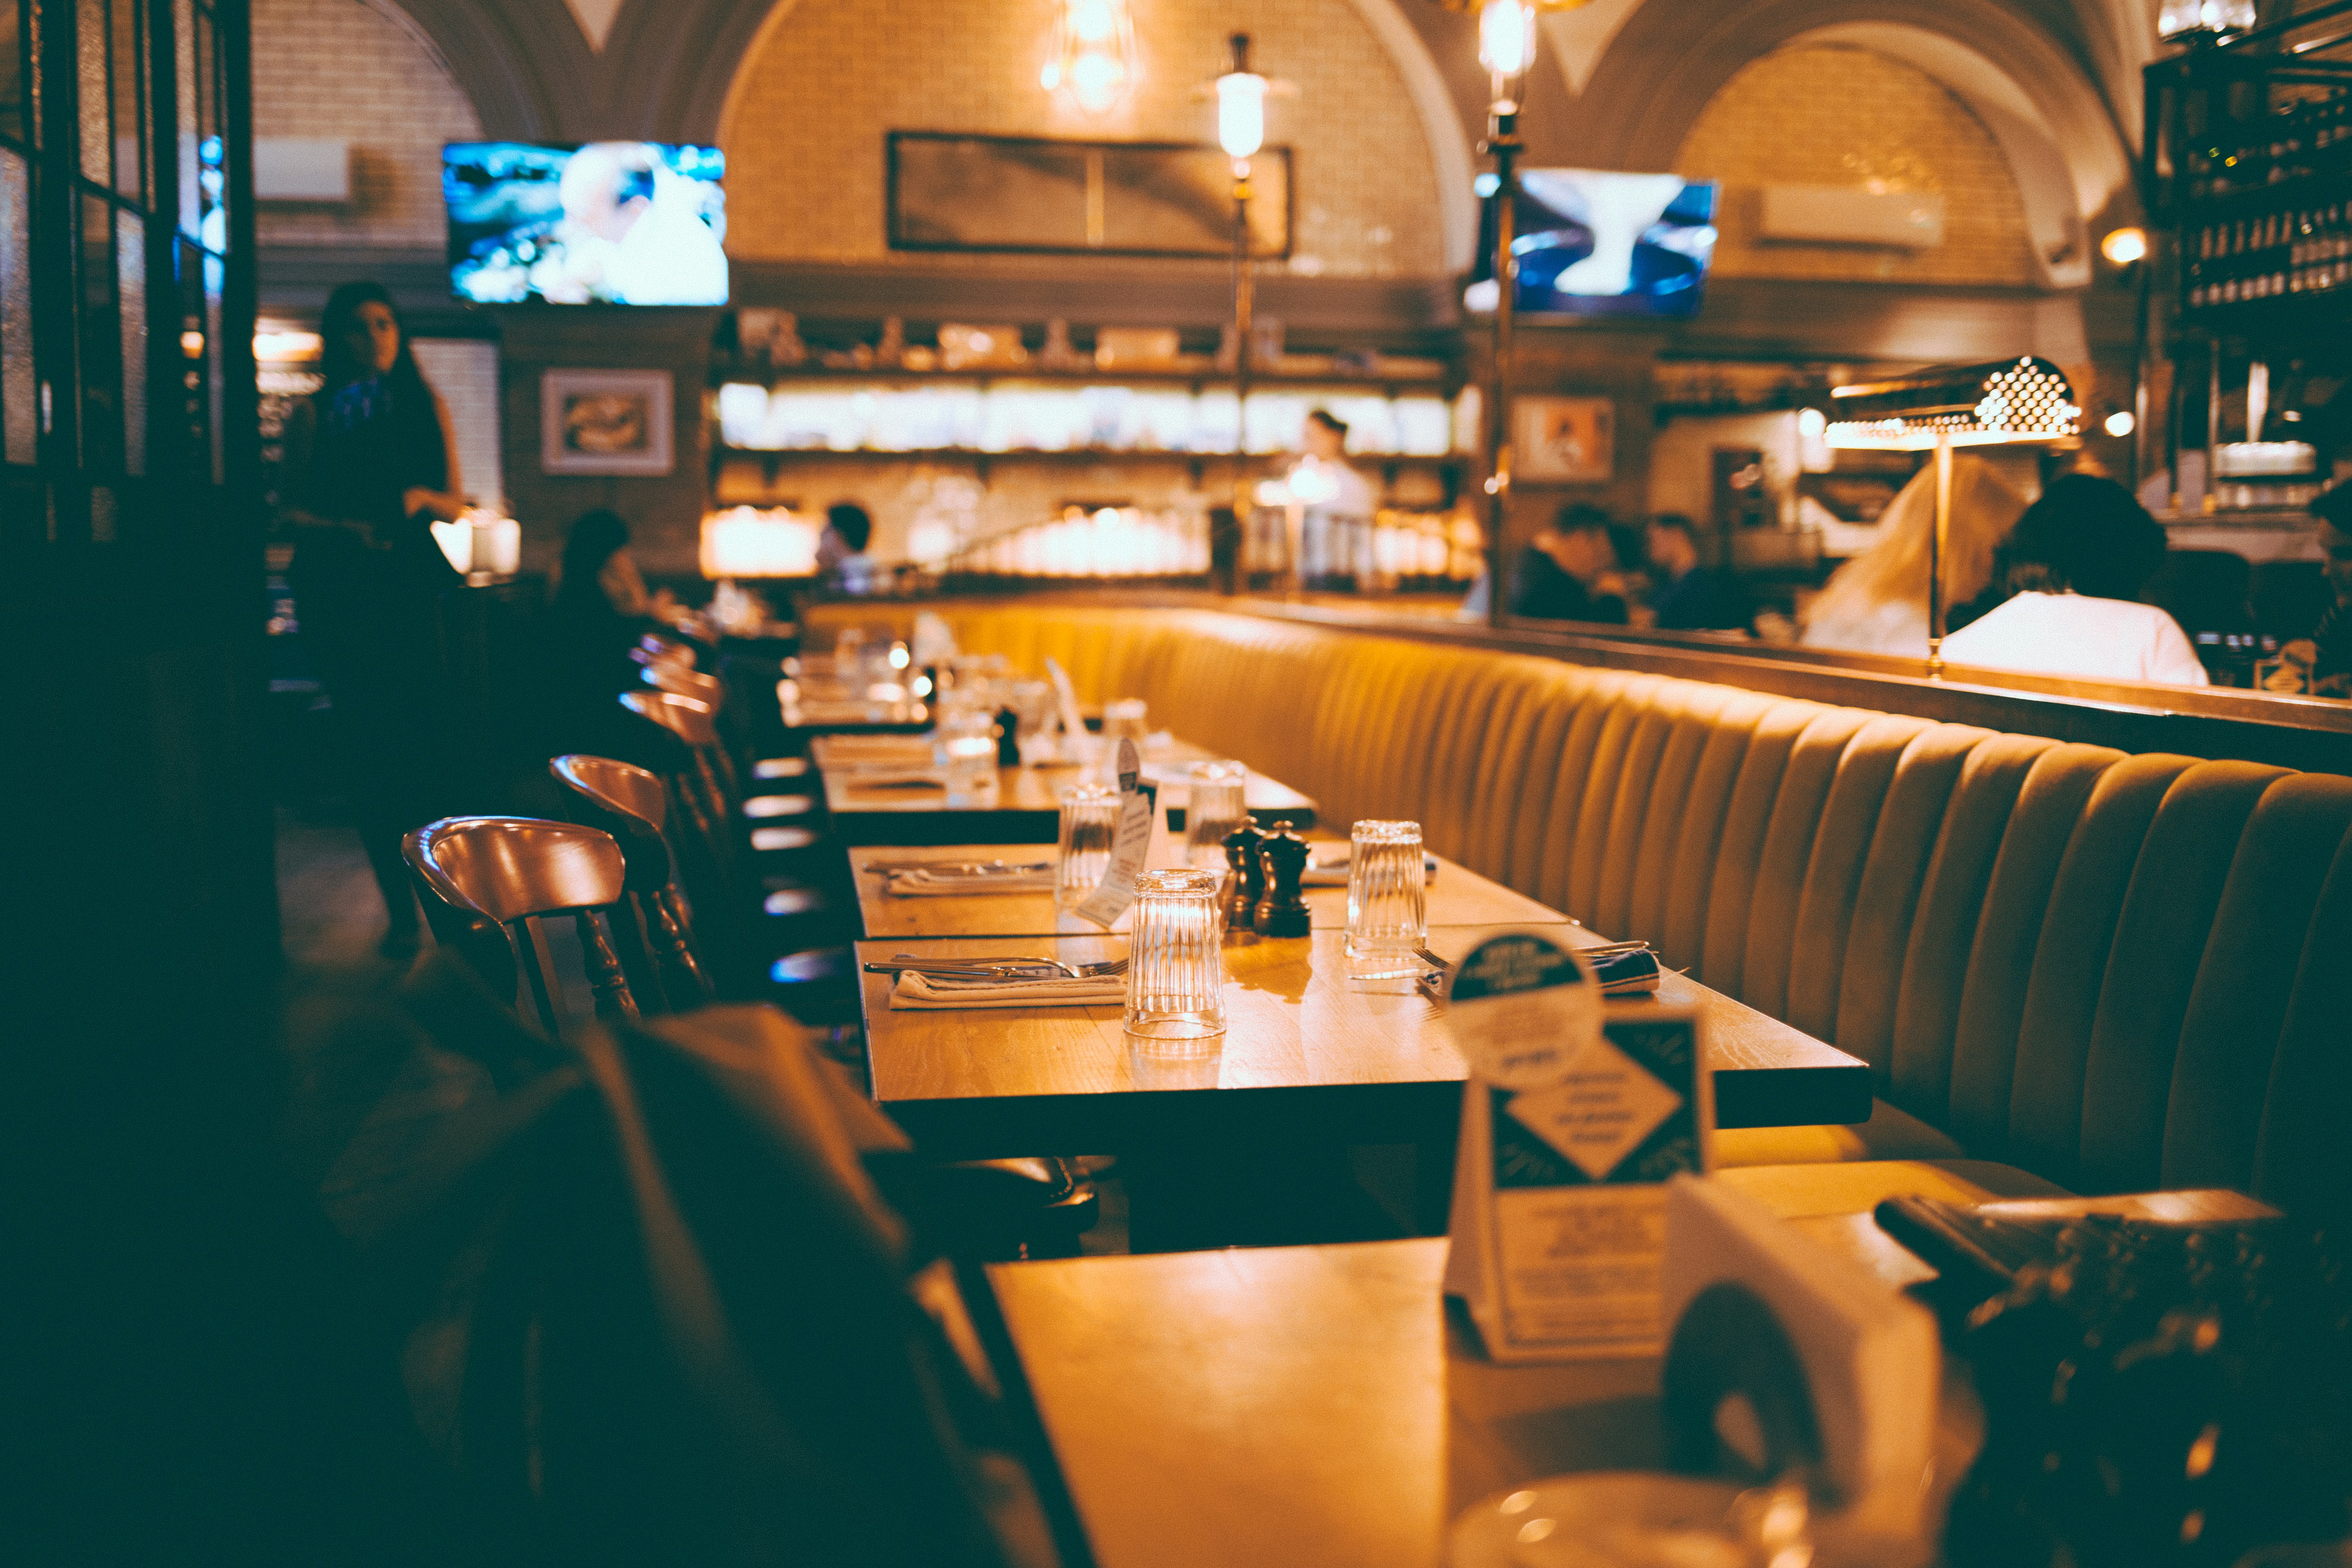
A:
[1254,826,1312,937]
[1222,822,1265,928]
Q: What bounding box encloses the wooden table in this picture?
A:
[857,927,1871,1157]
[814,734,1318,845]
[984,1172,2272,1568]
[849,842,1567,940]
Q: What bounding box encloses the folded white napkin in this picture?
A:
[889,971,1127,1009]
[884,868,1058,897]
[1301,852,1441,888]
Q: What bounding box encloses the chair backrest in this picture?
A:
[642,662,725,705]
[552,752,669,837]
[404,816,640,1036]
[549,755,717,1011]
[623,687,723,750]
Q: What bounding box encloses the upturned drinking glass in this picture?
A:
[1102,697,1150,748]
[1185,760,1249,873]
[1345,820,1427,968]
[1056,782,1122,910]
[1124,869,1228,1042]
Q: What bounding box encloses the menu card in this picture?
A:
[1044,658,1091,768]
[1072,738,1157,928]
[1441,928,1712,1363]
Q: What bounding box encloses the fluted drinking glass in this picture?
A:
[1345,820,1427,971]
[1056,782,1122,910]
[1124,869,1228,1041]
[1186,760,1249,873]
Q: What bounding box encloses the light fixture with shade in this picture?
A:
[2100,227,2149,266]
[1820,357,2081,677]
[429,505,524,582]
[1430,0,1597,625]
[699,506,821,579]
[1198,34,1295,591]
[1042,0,1139,116]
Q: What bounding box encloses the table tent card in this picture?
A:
[1441,928,1712,1363]
[1072,738,1158,928]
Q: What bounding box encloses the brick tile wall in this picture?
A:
[1673,45,2037,288]
[719,0,1444,279]
[251,0,481,250]
[410,338,503,511]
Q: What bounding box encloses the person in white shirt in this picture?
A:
[1938,474,2210,686]
[1287,409,1376,586]
[1801,456,2027,656]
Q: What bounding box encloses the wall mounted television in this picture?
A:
[445,141,729,306]
[1465,168,1718,320]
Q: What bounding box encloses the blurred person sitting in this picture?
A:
[546,508,677,750]
[1801,456,2027,656]
[1642,512,1750,632]
[1508,504,1630,625]
[1939,474,2208,686]
[818,502,882,596]
[2269,481,2352,696]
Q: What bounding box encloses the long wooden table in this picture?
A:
[984,1171,2270,1568]
[812,734,1317,845]
[849,842,1565,939]
[857,926,1871,1157]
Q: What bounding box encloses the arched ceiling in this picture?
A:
[370,0,2157,289]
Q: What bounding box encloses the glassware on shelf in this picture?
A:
[1124,868,1228,1044]
[1056,782,1123,910]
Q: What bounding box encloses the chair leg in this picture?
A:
[575,910,641,1026]
[650,886,717,1005]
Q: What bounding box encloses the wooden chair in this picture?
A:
[549,753,717,1012]
[403,816,640,1037]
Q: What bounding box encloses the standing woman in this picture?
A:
[282,281,472,953]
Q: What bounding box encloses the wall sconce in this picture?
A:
[1822,357,2081,678]
[1041,0,1139,116]
[701,506,821,579]
[2100,226,2149,266]
[430,506,523,582]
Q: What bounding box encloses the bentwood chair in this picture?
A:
[403,816,641,1037]
[549,753,717,1012]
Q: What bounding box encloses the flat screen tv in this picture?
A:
[1466,168,1717,319]
[445,141,729,306]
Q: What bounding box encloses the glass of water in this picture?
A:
[1102,697,1149,749]
[1186,760,1249,873]
[1345,820,1427,971]
[1124,868,1228,1043]
[1056,782,1122,910]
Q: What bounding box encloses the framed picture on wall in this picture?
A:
[1514,396,1614,484]
[541,369,674,475]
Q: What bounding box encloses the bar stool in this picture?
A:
[549,754,717,1013]
[403,816,641,1037]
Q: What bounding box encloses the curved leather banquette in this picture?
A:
[806,603,2352,1215]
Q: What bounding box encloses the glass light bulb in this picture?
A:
[1479,0,1537,81]
[1072,48,1124,112]
[1216,72,1268,159]
[2104,410,2136,438]
[2100,227,2149,265]
[1072,0,1118,43]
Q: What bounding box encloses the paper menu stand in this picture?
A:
[1044,658,1093,769]
[1440,928,1712,1363]
[1072,739,1157,929]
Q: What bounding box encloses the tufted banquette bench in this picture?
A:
[804,603,2352,1216]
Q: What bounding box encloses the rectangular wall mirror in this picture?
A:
[887,131,1291,259]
